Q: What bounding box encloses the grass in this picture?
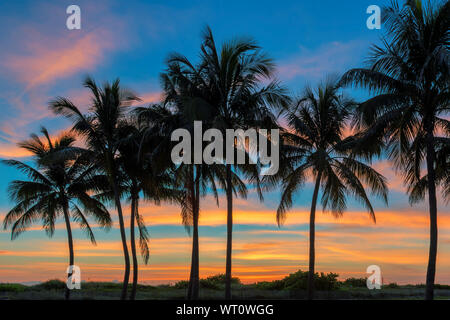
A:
[1,282,450,300]
[1,272,450,300]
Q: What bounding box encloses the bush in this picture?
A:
[173,280,189,289]
[284,270,339,290]
[255,270,339,291]
[343,278,367,288]
[314,272,340,290]
[173,274,241,290]
[200,274,241,290]
[0,283,28,293]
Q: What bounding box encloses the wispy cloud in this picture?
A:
[3,30,117,91]
[277,40,368,81]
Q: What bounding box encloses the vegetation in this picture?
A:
[175,274,242,290]
[1,128,111,300]
[271,78,389,300]
[342,278,368,288]
[255,270,339,291]
[1,0,448,300]
[158,26,289,299]
[49,77,142,300]
[2,272,450,300]
[340,0,449,299]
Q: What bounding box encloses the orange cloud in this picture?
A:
[139,92,162,105]
[0,143,32,158]
[2,221,450,285]
[130,195,450,230]
[0,126,74,159]
[4,29,116,90]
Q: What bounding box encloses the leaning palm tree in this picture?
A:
[2,127,111,300]
[274,79,389,300]
[340,0,449,300]
[49,77,141,300]
[166,26,290,299]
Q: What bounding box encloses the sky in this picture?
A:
[0,0,449,285]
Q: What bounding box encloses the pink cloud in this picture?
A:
[4,29,116,90]
[0,127,72,159]
[0,143,32,158]
[139,91,162,105]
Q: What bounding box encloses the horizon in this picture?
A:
[0,0,449,288]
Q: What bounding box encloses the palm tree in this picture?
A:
[340,0,449,300]
[2,127,111,300]
[115,119,178,300]
[49,77,141,300]
[165,26,290,299]
[134,104,222,300]
[274,79,388,300]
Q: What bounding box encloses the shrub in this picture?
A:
[173,274,242,290]
[173,280,189,289]
[343,277,367,288]
[200,274,241,290]
[255,270,339,291]
[34,279,66,291]
[314,272,340,290]
[0,283,28,293]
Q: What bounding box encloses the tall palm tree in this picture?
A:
[2,127,111,300]
[134,104,223,300]
[135,104,201,299]
[49,77,141,300]
[340,0,449,300]
[274,79,388,300]
[165,26,290,299]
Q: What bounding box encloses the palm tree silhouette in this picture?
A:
[49,77,141,300]
[274,78,388,300]
[115,118,178,300]
[340,0,449,300]
[135,103,221,300]
[2,127,111,300]
[165,26,290,299]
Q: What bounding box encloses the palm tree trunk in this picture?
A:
[62,201,74,300]
[225,163,233,300]
[112,178,130,300]
[425,123,438,300]
[130,193,139,300]
[187,258,193,299]
[308,171,322,300]
[193,174,200,299]
[188,167,200,299]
